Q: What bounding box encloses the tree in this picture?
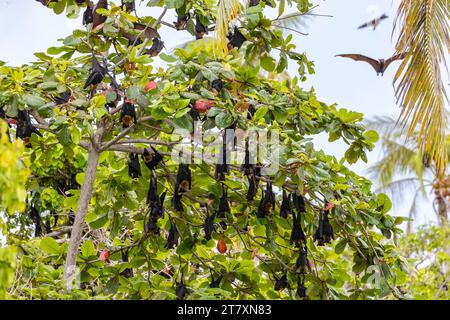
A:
[366,116,449,233]
[393,0,450,178]
[0,0,405,300]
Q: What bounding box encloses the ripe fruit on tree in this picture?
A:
[217,236,227,254]
[99,250,110,261]
[144,80,157,92]
[194,99,214,113]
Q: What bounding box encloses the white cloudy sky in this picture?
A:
[0,0,447,228]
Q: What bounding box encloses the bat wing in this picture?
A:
[336,54,381,73]
[357,22,369,29]
[384,52,408,69]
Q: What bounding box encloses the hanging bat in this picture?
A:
[120,249,133,278]
[83,54,107,89]
[290,210,306,247]
[279,190,291,218]
[246,175,258,201]
[296,246,312,274]
[274,274,290,291]
[165,219,179,249]
[358,14,388,30]
[292,193,306,214]
[263,182,275,212]
[296,276,307,298]
[120,100,137,128]
[92,0,108,30]
[83,6,94,25]
[195,15,207,39]
[204,213,215,240]
[29,204,42,237]
[146,173,159,204]
[247,105,256,119]
[227,27,247,50]
[211,79,223,93]
[335,53,407,76]
[322,210,334,243]
[16,110,42,147]
[217,188,230,219]
[176,278,187,300]
[53,92,71,105]
[128,153,141,179]
[209,273,223,288]
[121,0,134,12]
[172,190,184,212]
[142,147,163,170]
[175,163,191,193]
[174,12,190,30]
[146,37,165,57]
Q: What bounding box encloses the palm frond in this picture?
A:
[215,0,241,54]
[394,0,450,177]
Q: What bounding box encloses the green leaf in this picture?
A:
[23,94,46,108]
[260,55,276,72]
[81,240,96,257]
[253,106,268,121]
[40,237,61,255]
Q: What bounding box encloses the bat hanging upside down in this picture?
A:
[335,53,407,76]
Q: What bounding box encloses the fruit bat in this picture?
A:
[146,38,164,57]
[358,14,388,30]
[209,273,223,288]
[175,163,191,193]
[335,52,407,76]
[249,0,273,7]
[290,210,306,247]
[83,54,107,89]
[83,6,94,25]
[274,274,290,291]
[75,0,86,4]
[296,276,307,298]
[16,110,42,147]
[241,141,254,175]
[227,27,247,50]
[174,9,189,30]
[247,105,256,119]
[121,0,135,12]
[322,210,334,243]
[214,139,229,181]
[188,105,201,121]
[195,16,207,39]
[280,190,292,218]
[165,220,179,249]
[29,204,42,237]
[120,101,137,128]
[211,79,223,92]
[204,213,215,240]
[146,173,159,204]
[172,190,184,212]
[53,92,71,105]
[217,188,230,219]
[92,0,108,29]
[142,147,163,170]
[257,191,267,218]
[296,246,312,274]
[128,153,141,179]
[292,193,306,214]
[246,174,258,201]
[263,182,275,212]
[120,249,133,278]
[176,279,187,300]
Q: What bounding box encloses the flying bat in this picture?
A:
[358,14,388,30]
[335,53,407,76]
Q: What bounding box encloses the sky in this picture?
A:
[0,0,447,228]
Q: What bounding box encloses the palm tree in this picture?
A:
[366,116,449,233]
[393,0,450,178]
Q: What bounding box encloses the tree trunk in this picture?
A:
[64,145,100,280]
[434,189,448,225]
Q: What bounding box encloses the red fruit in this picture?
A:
[194,99,214,113]
[325,203,335,211]
[217,238,227,254]
[99,250,110,261]
[144,80,157,92]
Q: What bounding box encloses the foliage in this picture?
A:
[393,0,450,177]
[0,0,407,300]
[397,225,449,300]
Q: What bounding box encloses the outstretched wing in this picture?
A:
[384,52,408,69]
[335,54,381,73]
[357,22,369,29]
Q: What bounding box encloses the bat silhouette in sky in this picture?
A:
[335,53,407,76]
[358,14,388,30]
